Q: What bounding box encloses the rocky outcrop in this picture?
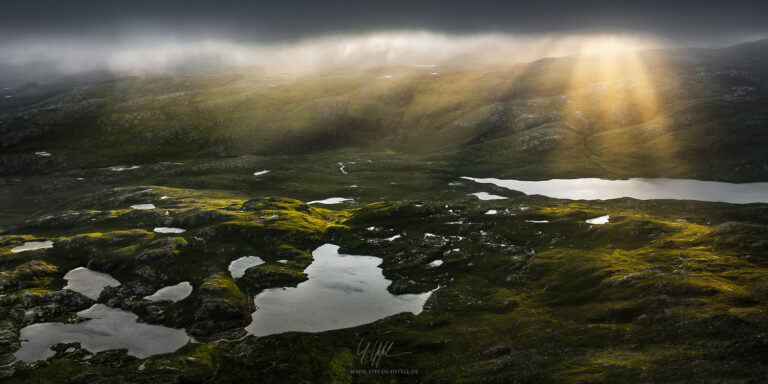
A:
[188,274,253,336]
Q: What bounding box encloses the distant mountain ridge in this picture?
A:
[0,40,766,181]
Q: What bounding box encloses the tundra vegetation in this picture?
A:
[0,40,767,383]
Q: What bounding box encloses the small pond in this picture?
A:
[14,304,190,363]
[63,267,121,300]
[245,244,434,336]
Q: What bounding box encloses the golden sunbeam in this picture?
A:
[551,35,677,177]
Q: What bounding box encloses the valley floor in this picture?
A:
[1,153,768,383]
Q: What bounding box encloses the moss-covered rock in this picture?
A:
[0,260,58,292]
[237,264,307,296]
[189,273,253,336]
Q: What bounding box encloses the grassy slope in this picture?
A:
[1,42,767,182]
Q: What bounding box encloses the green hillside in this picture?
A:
[1,41,767,182]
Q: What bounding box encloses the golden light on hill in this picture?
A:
[514,33,678,174]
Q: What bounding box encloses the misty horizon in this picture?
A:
[1,30,766,87]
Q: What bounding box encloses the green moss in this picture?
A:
[0,260,58,292]
[200,273,250,309]
[17,287,57,297]
[237,264,308,295]
[238,197,351,236]
[327,348,355,384]
[1,150,768,382]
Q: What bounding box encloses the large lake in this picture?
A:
[462,177,768,204]
[245,244,434,336]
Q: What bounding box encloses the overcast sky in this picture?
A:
[3,0,767,44]
[1,1,766,83]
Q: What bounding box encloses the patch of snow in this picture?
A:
[485,210,498,215]
[307,197,353,205]
[131,204,156,210]
[229,256,265,278]
[428,260,444,268]
[253,170,270,176]
[586,215,610,225]
[385,235,402,241]
[471,192,507,201]
[525,220,549,223]
[338,162,347,174]
[108,165,140,172]
[35,151,51,157]
[153,227,185,234]
[11,241,54,253]
[143,282,193,302]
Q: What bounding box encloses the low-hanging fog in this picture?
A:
[0,31,673,85]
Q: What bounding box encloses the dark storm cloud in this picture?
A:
[1,0,766,85]
[2,0,767,44]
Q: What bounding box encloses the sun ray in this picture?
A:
[548,35,677,177]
